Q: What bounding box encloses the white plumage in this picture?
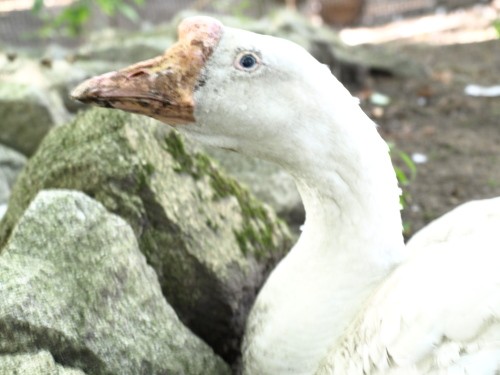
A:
[320,199,500,374]
[72,16,500,375]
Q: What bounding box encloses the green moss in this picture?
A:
[164,131,199,177]
[205,218,219,232]
[138,162,155,190]
[143,162,156,176]
[204,160,279,258]
[163,131,286,260]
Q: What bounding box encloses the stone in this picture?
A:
[0,351,87,375]
[0,108,292,364]
[0,204,6,221]
[0,81,62,156]
[0,144,27,206]
[0,189,230,375]
[204,146,304,230]
[75,25,175,65]
[0,53,73,156]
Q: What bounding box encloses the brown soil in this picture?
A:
[351,6,500,237]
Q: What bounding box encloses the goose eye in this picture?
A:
[235,52,260,71]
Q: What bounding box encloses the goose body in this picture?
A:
[72,17,500,374]
[320,198,500,374]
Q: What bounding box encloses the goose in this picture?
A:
[71,16,500,375]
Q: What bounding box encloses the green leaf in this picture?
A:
[119,4,139,21]
[49,3,90,36]
[389,142,417,210]
[32,0,45,14]
[95,0,117,15]
[402,221,412,236]
[33,0,144,38]
[398,151,417,180]
[493,19,500,38]
[394,166,408,186]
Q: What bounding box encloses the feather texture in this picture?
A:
[319,200,500,373]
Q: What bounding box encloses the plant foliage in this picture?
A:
[388,143,417,234]
[494,19,500,38]
[32,0,145,37]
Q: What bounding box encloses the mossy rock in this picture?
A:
[0,351,87,375]
[0,107,292,363]
[0,144,27,205]
[0,190,229,375]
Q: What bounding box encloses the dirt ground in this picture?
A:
[347,3,500,237]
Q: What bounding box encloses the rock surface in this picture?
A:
[0,55,72,155]
[0,108,291,363]
[0,189,230,375]
[205,147,304,229]
[0,144,26,207]
[0,82,59,156]
[0,204,6,221]
[0,351,87,375]
[75,25,175,65]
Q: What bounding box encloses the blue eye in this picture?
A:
[235,52,260,71]
[240,54,256,69]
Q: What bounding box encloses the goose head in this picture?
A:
[72,16,360,170]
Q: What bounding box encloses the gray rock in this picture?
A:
[42,58,92,114]
[0,144,27,205]
[0,81,61,156]
[0,351,87,375]
[0,52,74,156]
[204,146,304,228]
[0,189,230,375]
[1,53,80,123]
[75,25,175,65]
[0,204,6,221]
[0,108,292,364]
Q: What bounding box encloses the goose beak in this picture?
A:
[71,16,223,125]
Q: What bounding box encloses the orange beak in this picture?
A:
[71,16,223,125]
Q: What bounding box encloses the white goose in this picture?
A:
[72,16,500,375]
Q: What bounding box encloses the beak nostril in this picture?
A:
[127,69,149,79]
